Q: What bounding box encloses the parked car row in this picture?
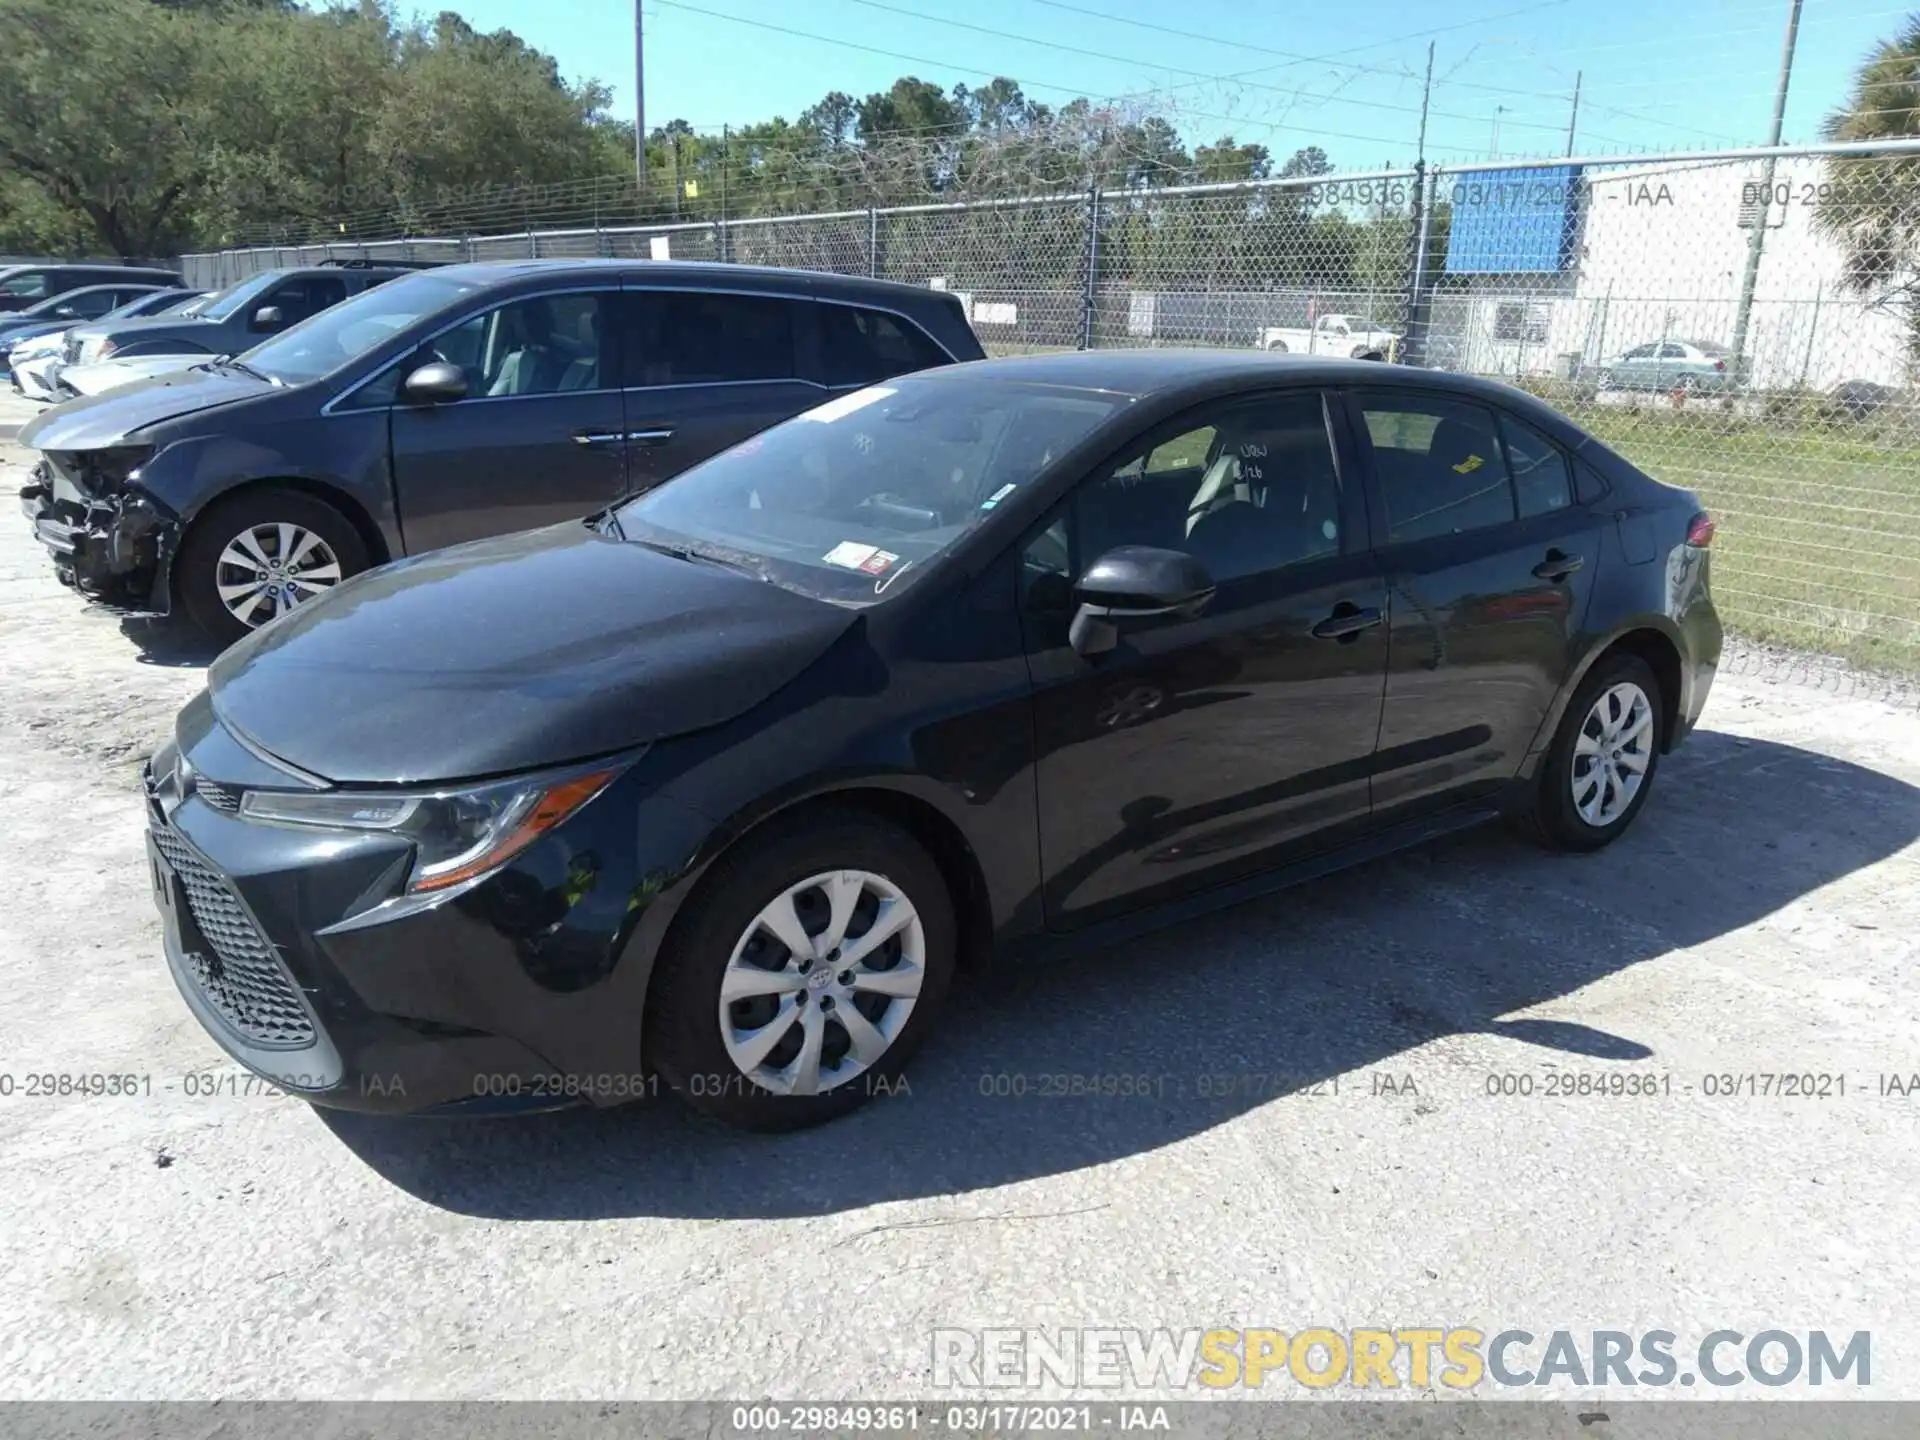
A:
[0,260,189,396]
[12,257,1722,1133]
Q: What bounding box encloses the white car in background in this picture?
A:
[1259,313,1400,359]
[10,342,69,400]
[58,352,208,397]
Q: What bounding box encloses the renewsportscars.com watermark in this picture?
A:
[931,1327,1871,1391]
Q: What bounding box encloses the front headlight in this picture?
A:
[238,760,627,894]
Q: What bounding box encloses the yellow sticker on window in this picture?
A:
[1452,453,1485,474]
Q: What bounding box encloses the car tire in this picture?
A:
[1267,340,1289,354]
[645,808,957,1132]
[1512,652,1665,853]
[177,487,369,646]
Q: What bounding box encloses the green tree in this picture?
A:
[0,0,216,255]
[1813,16,1920,360]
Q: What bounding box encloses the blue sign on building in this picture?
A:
[1443,165,1582,274]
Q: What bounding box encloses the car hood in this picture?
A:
[18,364,269,449]
[0,321,63,346]
[64,355,205,396]
[206,521,860,785]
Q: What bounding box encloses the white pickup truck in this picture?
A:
[1258,314,1399,360]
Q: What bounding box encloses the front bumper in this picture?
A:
[140,714,715,1115]
[20,461,177,615]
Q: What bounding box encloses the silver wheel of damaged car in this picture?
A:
[216,522,344,627]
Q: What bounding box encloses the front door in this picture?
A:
[390,289,628,554]
[618,287,825,495]
[1023,388,1389,929]
[1345,389,1602,821]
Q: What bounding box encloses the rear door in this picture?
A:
[1342,388,1602,821]
[616,286,822,495]
[388,287,628,553]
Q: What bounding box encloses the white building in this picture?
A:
[1436,156,1910,392]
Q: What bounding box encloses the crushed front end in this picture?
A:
[19,445,176,614]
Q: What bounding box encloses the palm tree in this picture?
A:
[1813,16,1920,361]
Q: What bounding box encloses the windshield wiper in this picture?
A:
[631,537,764,579]
[206,354,277,385]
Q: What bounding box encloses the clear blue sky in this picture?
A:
[438,0,1902,167]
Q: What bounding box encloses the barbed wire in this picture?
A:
[186,141,1920,691]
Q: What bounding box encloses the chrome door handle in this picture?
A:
[626,427,675,445]
[572,430,623,447]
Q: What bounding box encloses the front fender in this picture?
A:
[133,419,401,559]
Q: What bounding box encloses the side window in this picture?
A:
[1658,343,1689,360]
[1360,395,1516,543]
[1621,344,1656,361]
[431,293,610,398]
[817,305,949,386]
[1500,414,1574,517]
[1075,392,1341,586]
[621,290,799,386]
[1,273,49,301]
[71,291,122,317]
[265,276,348,325]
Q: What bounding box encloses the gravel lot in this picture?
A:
[1,419,1917,1403]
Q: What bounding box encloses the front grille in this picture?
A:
[151,826,316,1048]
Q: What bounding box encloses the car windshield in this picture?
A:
[195,273,277,322]
[21,290,105,318]
[236,272,482,387]
[614,378,1130,604]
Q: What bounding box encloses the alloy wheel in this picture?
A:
[718,869,926,1096]
[215,522,344,628]
[1571,681,1653,827]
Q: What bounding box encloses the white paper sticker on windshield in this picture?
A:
[822,542,899,576]
[980,482,1018,511]
[801,387,895,423]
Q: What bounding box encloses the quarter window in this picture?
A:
[0,273,49,300]
[1360,396,1516,542]
[817,305,949,386]
[621,290,799,386]
[1500,414,1573,517]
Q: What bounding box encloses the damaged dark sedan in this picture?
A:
[18,259,982,643]
[141,351,1720,1129]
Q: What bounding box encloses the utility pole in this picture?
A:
[1404,41,1436,367]
[1729,0,1805,384]
[1491,105,1506,158]
[1566,71,1582,157]
[633,0,647,206]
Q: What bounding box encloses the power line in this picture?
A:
[647,0,1459,155]
[812,0,1629,143]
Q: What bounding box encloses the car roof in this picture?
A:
[903,348,1551,404]
[411,257,957,307]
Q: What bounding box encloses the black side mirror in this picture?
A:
[400,360,469,405]
[250,304,284,331]
[1068,545,1215,658]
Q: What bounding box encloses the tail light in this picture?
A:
[1686,512,1716,547]
[1713,358,1727,372]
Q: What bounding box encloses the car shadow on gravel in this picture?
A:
[120,617,221,668]
[321,729,1920,1218]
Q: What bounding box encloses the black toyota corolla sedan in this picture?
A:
[143,351,1721,1128]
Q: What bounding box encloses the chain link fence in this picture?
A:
[178,139,1920,679]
